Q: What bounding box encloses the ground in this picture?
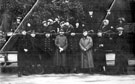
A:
[0,73,135,84]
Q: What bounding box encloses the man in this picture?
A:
[35,32,55,74]
[79,30,94,73]
[17,32,33,77]
[54,29,68,73]
[115,27,128,74]
[67,30,81,73]
[42,33,54,66]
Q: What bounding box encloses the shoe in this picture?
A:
[18,72,22,77]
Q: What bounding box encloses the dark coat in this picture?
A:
[54,35,68,67]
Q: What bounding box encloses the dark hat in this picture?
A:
[59,29,64,32]
[118,17,125,22]
[83,29,88,32]
[48,19,53,22]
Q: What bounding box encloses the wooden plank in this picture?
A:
[0,51,18,54]
[128,59,135,66]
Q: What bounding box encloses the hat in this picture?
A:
[116,27,124,31]
[17,16,22,19]
[59,29,64,32]
[48,19,53,22]
[118,17,125,22]
[83,29,88,32]
[42,20,47,23]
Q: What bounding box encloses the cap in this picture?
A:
[59,29,64,32]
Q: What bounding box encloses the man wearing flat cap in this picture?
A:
[79,30,94,73]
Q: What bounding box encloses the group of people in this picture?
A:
[0,16,127,77]
[54,29,94,73]
[17,28,94,76]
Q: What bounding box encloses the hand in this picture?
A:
[59,47,64,52]
[83,48,87,51]
[60,49,62,52]
[60,49,64,52]
[59,47,62,50]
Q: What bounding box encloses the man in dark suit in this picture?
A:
[115,27,128,74]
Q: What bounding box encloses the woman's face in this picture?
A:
[46,33,50,38]
[59,32,64,35]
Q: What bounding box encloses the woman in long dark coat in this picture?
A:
[79,30,94,73]
[54,29,68,73]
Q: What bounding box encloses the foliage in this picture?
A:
[24,0,85,32]
[34,0,84,20]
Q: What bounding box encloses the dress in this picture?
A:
[55,35,68,67]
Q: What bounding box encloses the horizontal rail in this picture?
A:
[0,51,18,54]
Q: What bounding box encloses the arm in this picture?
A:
[79,38,86,51]
[63,37,68,50]
[55,36,60,47]
[86,37,93,50]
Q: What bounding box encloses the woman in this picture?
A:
[54,29,68,73]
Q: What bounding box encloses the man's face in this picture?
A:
[17,18,21,24]
[83,31,88,36]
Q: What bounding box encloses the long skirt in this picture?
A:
[54,49,66,67]
[81,50,94,68]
